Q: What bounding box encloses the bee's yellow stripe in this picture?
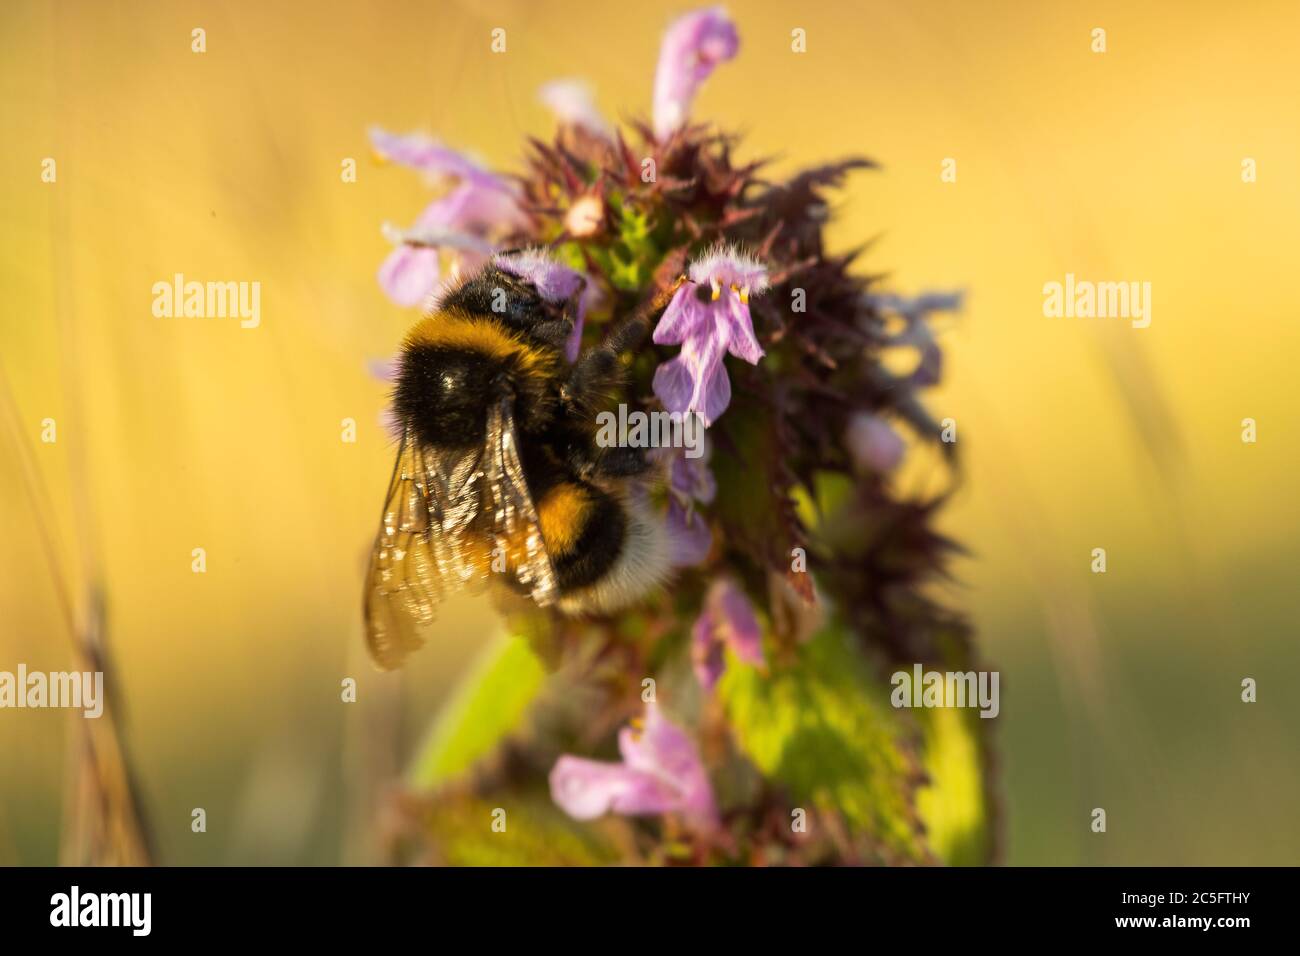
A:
[536,482,593,557]
[406,307,556,374]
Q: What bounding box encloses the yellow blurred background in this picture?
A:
[2,0,1297,865]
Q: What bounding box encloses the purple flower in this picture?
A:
[663,439,715,566]
[377,244,441,309]
[549,706,717,829]
[846,412,905,474]
[494,249,585,303]
[371,128,529,307]
[370,127,504,190]
[562,280,606,363]
[652,246,768,426]
[492,250,599,362]
[538,79,612,140]
[652,7,740,140]
[378,217,496,308]
[692,578,764,692]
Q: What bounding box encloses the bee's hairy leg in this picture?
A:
[562,276,687,407]
[562,347,624,412]
[532,317,576,351]
[602,273,687,357]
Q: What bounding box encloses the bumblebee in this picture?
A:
[363,252,675,669]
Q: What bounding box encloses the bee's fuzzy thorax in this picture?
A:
[395,306,561,448]
[403,307,559,377]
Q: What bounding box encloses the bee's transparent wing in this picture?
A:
[484,395,558,607]
[362,426,484,669]
[363,400,556,669]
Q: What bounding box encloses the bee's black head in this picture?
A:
[438,257,583,352]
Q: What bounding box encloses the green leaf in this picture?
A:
[913,626,997,865]
[710,402,785,557]
[793,470,855,534]
[915,704,994,866]
[408,633,546,789]
[718,624,930,862]
[413,793,621,866]
[606,249,642,291]
[555,241,588,274]
[618,204,651,248]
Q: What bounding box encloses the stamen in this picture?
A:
[710,278,721,301]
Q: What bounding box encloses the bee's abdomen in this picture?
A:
[537,481,628,591]
[537,481,672,613]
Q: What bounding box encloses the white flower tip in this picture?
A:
[688,243,770,294]
[564,195,604,237]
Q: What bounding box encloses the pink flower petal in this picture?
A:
[694,347,731,426]
[722,296,764,364]
[493,250,585,304]
[378,245,440,307]
[667,498,712,567]
[619,708,715,822]
[564,312,585,363]
[649,248,767,427]
[538,79,612,139]
[715,581,764,665]
[691,606,725,690]
[549,756,679,819]
[669,448,715,503]
[652,7,740,139]
[692,579,765,692]
[651,284,703,346]
[652,356,695,415]
[564,280,603,361]
[417,181,528,235]
[369,127,497,188]
[549,707,716,828]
